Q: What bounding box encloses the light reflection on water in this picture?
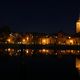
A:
[0,48,80,71]
[76,57,80,74]
[0,48,80,56]
[0,48,80,77]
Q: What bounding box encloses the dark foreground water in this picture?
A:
[0,55,79,80]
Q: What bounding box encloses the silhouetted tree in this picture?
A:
[0,25,11,34]
[0,25,11,42]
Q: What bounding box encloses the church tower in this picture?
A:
[76,15,80,33]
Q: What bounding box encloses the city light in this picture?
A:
[66,39,74,45]
[6,37,14,44]
[7,38,11,43]
[42,39,47,45]
[26,37,29,40]
[68,36,71,39]
[0,16,80,56]
[22,38,26,44]
[69,39,73,45]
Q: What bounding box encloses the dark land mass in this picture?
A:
[0,55,79,80]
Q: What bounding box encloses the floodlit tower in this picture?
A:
[76,14,80,33]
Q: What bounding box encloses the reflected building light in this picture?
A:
[9,52,13,56]
[55,53,58,55]
[42,49,46,53]
[5,48,14,52]
[24,49,33,56]
[17,49,21,52]
[18,42,22,44]
[76,58,80,71]
[14,53,18,56]
[25,49,29,53]
[5,49,7,51]
[66,50,69,53]
[39,49,49,53]
[8,48,11,52]
[71,50,74,53]
[61,50,66,53]
[42,49,49,53]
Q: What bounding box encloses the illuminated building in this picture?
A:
[21,34,33,45]
[38,35,54,45]
[76,15,80,33]
[65,36,77,45]
[6,34,14,44]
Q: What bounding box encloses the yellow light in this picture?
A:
[42,49,49,53]
[8,48,11,52]
[7,38,11,42]
[42,39,47,45]
[76,20,80,33]
[22,39,26,42]
[69,40,73,44]
[25,49,29,53]
[22,38,26,44]
[42,49,46,52]
[68,36,71,39]
[26,37,29,40]
[43,39,46,43]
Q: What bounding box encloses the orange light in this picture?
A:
[68,36,71,39]
[42,49,49,53]
[25,49,29,53]
[8,48,11,52]
[26,37,29,40]
[42,49,46,52]
[66,39,74,45]
[22,39,26,42]
[7,38,11,42]
[42,38,47,45]
[69,39,73,44]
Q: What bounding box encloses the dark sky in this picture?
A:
[0,0,80,33]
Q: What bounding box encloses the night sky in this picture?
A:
[0,0,80,33]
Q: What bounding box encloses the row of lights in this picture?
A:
[6,36,76,45]
[0,48,79,56]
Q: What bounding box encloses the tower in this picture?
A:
[76,15,80,33]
